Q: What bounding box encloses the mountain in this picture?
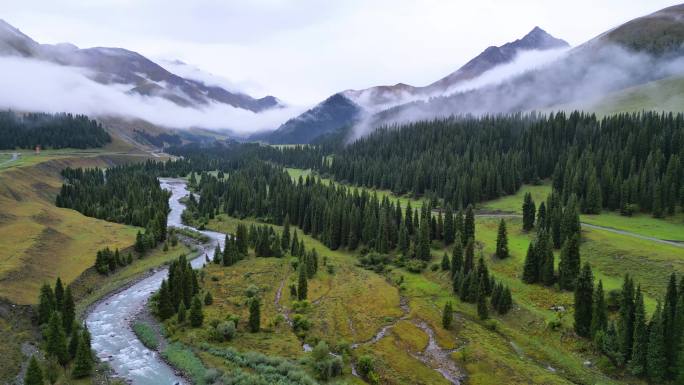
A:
[0,19,280,112]
[262,27,568,144]
[361,4,684,131]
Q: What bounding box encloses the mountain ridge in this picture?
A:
[0,19,280,113]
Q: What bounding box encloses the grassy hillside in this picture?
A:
[170,213,637,384]
[590,75,684,116]
[0,140,163,304]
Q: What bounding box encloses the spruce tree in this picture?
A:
[62,287,75,335]
[204,291,213,306]
[297,265,308,300]
[495,219,509,259]
[46,312,68,365]
[213,245,222,264]
[249,298,260,333]
[629,288,647,377]
[282,214,291,251]
[574,263,594,338]
[157,280,174,320]
[417,212,431,260]
[558,235,580,291]
[24,356,43,385]
[189,296,204,327]
[71,333,92,378]
[442,301,453,329]
[177,300,187,323]
[477,279,489,320]
[38,283,55,325]
[451,233,463,278]
[499,287,512,315]
[522,242,538,284]
[663,273,678,377]
[647,303,667,382]
[54,278,64,311]
[463,238,474,274]
[522,193,535,231]
[619,275,636,364]
[444,205,455,245]
[441,253,450,271]
[464,205,475,241]
[590,280,607,338]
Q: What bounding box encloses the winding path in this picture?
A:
[85,179,224,385]
[476,213,684,249]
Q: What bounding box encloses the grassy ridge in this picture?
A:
[0,156,140,304]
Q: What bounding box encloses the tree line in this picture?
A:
[574,269,684,383]
[0,110,110,149]
[320,111,683,218]
[32,277,93,382]
[56,164,170,249]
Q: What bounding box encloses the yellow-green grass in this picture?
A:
[581,211,684,242]
[72,241,191,316]
[481,181,684,242]
[591,75,684,116]
[481,182,552,213]
[198,215,616,384]
[0,157,144,304]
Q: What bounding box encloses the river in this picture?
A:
[85,179,224,385]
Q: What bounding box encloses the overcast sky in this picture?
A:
[1,0,679,105]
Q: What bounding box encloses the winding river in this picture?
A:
[85,179,224,385]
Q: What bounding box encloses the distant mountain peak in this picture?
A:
[0,20,281,112]
[518,26,569,49]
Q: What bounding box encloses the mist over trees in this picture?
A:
[325,111,684,217]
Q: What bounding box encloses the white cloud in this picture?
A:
[0,56,304,134]
[0,0,678,105]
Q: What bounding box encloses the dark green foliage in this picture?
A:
[325,112,684,218]
[647,303,667,382]
[590,280,607,338]
[0,110,110,149]
[38,283,55,325]
[495,219,509,259]
[451,233,463,278]
[463,238,474,275]
[464,205,475,241]
[204,291,213,306]
[71,333,92,378]
[558,235,581,290]
[628,288,647,376]
[56,164,170,253]
[522,192,536,231]
[62,287,75,334]
[443,205,455,245]
[298,265,308,301]
[249,298,260,333]
[574,263,594,338]
[46,312,68,365]
[157,279,174,320]
[189,296,204,327]
[477,279,489,320]
[54,278,64,312]
[619,275,636,364]
[441,253,450,271]
[177,300,187,323]
[166,255,198,312]
[442,301,453,329]
[24,356,43,385]
[522,243,538,284]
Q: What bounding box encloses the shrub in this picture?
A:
[216,321,236,341]
[406,260,426,273]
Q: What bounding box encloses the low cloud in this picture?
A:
[351,44,684,140]
[0,56,304,135]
